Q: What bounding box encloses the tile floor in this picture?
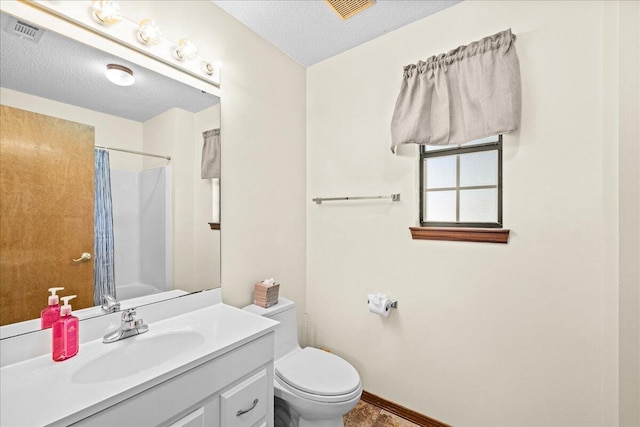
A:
[343,400,421,427]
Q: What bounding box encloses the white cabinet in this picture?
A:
[73,333,274,427]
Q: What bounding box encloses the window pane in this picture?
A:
[459,189,497,222]
[459,150,497,187]
[425,191,456,222]
[425,155,456,189]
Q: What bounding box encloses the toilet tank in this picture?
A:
[243,297,300,360]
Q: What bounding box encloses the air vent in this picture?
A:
[5,16,45,43]
[324,0,375,20]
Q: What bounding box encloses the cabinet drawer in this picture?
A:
[221,370,267,427]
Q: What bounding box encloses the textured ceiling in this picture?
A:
[212,0,461,66]
[0,13,219,123]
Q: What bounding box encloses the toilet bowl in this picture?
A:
[244,298,362,427]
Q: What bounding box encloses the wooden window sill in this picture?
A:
[409,227,510,244]
[208,222,220,230]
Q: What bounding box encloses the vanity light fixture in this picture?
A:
[137,19,163,45]
[83,2,221,83]
[105,64,135,86]
[91,0,122,26]
[173,38,198,61]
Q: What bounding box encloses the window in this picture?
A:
[419,135,502,228]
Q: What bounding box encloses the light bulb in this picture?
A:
[173,38,198,61]
[92,0,122,26]
[203,61,215,76]
[137,19,163,45]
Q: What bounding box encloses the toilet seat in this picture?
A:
[275,347,361,404]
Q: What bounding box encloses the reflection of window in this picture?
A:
[419,135,502,228]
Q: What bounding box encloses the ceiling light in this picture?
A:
[105,64,134,86]
[92,0,122,26]
[173,38,198,61]
[137,19,163,45]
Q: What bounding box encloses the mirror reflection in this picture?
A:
[0,12,221,338]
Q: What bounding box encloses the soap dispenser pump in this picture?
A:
[41,287,64,329]
[52,295,79,362]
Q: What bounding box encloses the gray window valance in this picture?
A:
[390,29,521,153]
[201,128,220,179]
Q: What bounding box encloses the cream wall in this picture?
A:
[0,87,143,171]
[307,1,624,425]
[143,106,222,293]
[618,2,640,426]
[121,1,307,319]
[143,109,185,290]
[194,105,221,291]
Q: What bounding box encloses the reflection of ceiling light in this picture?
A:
[137,19,163,45]
[173,38,198,61]
[105,64,134,86]
[92,0,122,26]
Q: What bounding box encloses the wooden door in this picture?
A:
[1,105,95,325]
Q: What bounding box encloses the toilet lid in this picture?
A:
[275,347,360,396]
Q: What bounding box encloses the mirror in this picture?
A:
[0,11,221,338]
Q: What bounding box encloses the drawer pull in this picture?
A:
[236,398,259,417]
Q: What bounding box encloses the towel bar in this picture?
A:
[312,193,400,205]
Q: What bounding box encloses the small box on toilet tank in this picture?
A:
[254,279,280,308]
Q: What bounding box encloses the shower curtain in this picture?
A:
[94,148,116,306]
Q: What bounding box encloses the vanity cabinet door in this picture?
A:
[220,370,268,427]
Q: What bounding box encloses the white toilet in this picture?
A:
[244,297,362,427]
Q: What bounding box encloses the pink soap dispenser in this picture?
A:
[41,287,64,329]
[52,295,79,362]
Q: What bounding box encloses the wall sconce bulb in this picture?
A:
[173,38,198,61]
[203,62,215,75]
[137,19,163,45]
[92,0,122,26]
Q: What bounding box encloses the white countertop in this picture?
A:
[0,303,277,427]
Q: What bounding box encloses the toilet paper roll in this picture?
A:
[368,296,391,317]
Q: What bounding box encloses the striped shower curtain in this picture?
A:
[94,148,116,306]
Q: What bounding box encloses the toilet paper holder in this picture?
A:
[367,294,398,311]
[368,299,398,309]
[367,293,398,317]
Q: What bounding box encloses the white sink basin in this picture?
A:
[72,330,205,384]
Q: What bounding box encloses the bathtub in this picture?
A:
[116,282,162,301]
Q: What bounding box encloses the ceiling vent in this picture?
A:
[324,0,376,20]
[5,16,45,43]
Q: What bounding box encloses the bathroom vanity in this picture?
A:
[0,294,277,427]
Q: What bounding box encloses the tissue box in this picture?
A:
[254,282,280,308]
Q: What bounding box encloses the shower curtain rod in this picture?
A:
[95,145,171,161]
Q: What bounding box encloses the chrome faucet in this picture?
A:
[103,308,149,343]
[101,293,121,313]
